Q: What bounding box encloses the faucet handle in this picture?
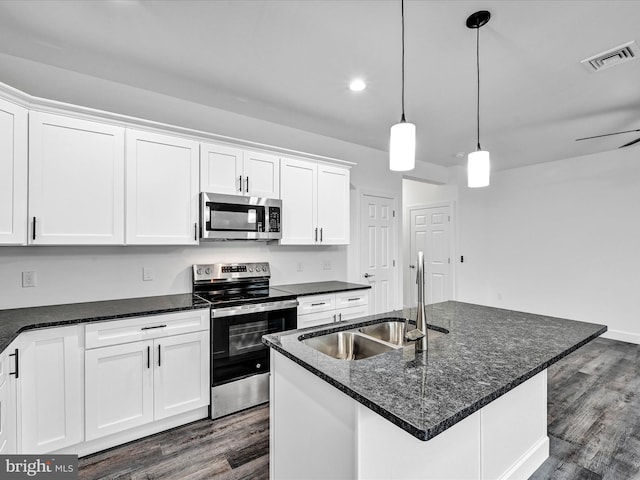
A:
[405,328,425,342]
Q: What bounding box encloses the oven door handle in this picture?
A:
[212,299,298,318]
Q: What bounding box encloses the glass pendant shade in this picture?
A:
[389,121,416,171]
[467,149,490,187]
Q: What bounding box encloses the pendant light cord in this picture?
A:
[400,0,406,122]
[476,21,481,150]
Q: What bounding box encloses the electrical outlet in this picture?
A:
[323,260,332,270]
[22,271,37,288]
[143,267,154,281]
[296,262,304,272]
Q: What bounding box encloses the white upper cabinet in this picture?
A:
[280,157,350,245]
[0,98,27,245]
[126,129,200,245]
[28,112,125,245]
[200,143,280,198]
[317,164,350,245]
[280,157,317,245]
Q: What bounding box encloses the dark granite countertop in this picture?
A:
[271,281,370,297]
[263,301,607,441]
[0,294,210,353]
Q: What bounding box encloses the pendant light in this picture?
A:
[466,10,491,188]
[389,0,415,171]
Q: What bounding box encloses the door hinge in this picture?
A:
[448,215,451,222]
[448,257,451,264]
[393,210,396,218]
[393,259,396,267]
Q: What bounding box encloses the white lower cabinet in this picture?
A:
[0,341,18,454]
[18,325,84,454]
[297,290,369,328]
[85,312,210,442]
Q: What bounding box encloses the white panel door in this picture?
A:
[243,151,280,198]
[153,331,210,420]
[409,205,452,305]
[317,164,350,245]
[29,112,125,244]
[85,340,154,441]
[279,157,317,245]
[0,98,27,245]
[360,193,396,314]
[126,129,199,244]
[19,326,83,453]
[200,143,243,195]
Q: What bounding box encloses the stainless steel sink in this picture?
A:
[303,331,396,360]
[359,321,445,346]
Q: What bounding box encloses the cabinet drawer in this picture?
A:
[297,311,336,329]
[86,309,209,349]
[297,294,335,315]
[335,290,369,309]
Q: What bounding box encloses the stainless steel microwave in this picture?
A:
[200,192,282,241]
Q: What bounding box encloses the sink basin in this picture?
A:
[303,332,396,360]
[359,320,445,346]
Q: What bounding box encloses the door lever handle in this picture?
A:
[363,273,375,278]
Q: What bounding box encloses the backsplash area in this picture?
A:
[0,243,347,309]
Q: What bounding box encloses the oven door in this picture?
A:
[211,300,297,386]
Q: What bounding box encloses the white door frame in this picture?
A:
[403,201,457,307]
[354,188,401,311]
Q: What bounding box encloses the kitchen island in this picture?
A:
[263,301,607,480]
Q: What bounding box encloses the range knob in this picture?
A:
[262,266,267,272]
[249,268,254,272]
[197,268,203,275]
[205,267,211,275]
[256,363,261,369]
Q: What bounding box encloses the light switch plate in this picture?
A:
[22,271,37,288]
[143,267,154,281]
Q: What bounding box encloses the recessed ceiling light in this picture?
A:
[349,79,367,92]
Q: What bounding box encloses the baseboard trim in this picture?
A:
[499,435,549,480]
[601,329,640,345]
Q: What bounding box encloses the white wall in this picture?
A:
[456,148,640,343]
[1,53,448,310]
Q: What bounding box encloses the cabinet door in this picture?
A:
[243,151,280,197]
[200,142,244,195]
[280,157,317,245]
[126,129,199,244]
[153,331,209,420]
[0,342,17,454]
[29,112,125,244]
[0,98,28,245]
[335,305,369,322]
[317,164,350,245]
[19,326,83,453]
[85,340,154,441]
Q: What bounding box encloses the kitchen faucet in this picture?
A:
[405,251,428,352]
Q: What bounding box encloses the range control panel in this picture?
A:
[193,262,270,282]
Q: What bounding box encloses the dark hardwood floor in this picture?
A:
[79,337,640,480]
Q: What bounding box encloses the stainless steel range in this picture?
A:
[193,262,297,419]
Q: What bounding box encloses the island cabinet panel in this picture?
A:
[270,350,356,480]
[0,340,18,454]
[28,112,125,245]
[270,348,550,480]
[0,98,27,245]
[125,129,199,245]
[18,325,84,454]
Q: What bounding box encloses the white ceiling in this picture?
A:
[0,0,639,171]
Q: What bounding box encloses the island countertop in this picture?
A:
[263,301,607,441]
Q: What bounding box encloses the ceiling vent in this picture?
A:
[581,41,638,72]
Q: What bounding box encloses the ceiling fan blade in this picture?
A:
[576,128,640,141]
[619,136,640,148]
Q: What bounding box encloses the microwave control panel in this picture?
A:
[268,207,281,232]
